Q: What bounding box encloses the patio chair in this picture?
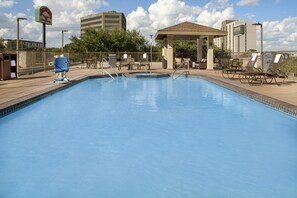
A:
[85,57,97,69]
[120,53,134,70]
[183,58,192,69]
[193,59,207,69]
[222,58,230,68]
[53,56,70,82]
[213,58,221,71]
[138,53,150,70]
[174,57,187,69]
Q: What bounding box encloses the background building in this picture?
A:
[81,11,126,35]
[214,20,256,53]
[2,39,43,50]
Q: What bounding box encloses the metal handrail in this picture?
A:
[172,70,189,79]
[101,58,119,79]
[103,70,115,80]
[172,62,190,79]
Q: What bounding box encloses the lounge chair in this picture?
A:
[245,54,288,85]
[264,54,288,85]
[222,58,244,79]
[196,59,207,69]
[53,56,70,82]
[239,54,259,83]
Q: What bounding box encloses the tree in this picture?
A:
[0,38,5,50]
[174,40,198,60]
[68,28,147,53]
[213,46,231,59]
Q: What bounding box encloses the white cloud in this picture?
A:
[195,0,235,28]
[126,7,152,36]
[237,0,259,6]
[1,0,296,51]
[127,0,297,51]
[32,0,102,30]
[0,0,16,8]
[196,6,235,28]
[0,13,17,39]
[0,28,9,36]
[245,13,256,19]
[23,0,107,47]
[263,17,297,50]
[127,0,234,38]
[127,0,202,38]
[0,0,109,47]
[148,0,201,30]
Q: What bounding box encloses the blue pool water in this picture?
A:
[0,77,297,198]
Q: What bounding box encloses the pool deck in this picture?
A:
[1,65,297,117]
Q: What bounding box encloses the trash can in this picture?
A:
[108,54,117,67]
[0,53,17,80]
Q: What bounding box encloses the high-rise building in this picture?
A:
[80,11,126,35]
[214,20,256,53]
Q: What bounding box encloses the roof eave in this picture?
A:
[155,31,227,40]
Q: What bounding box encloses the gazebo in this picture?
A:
[155,21,227,70]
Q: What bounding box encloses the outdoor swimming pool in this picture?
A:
[0,77,297,198]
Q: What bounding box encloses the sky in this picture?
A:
[0,0,297,51]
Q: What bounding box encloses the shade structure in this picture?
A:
[155,21,227,70]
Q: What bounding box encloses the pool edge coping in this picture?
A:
[1,73,297,118]
[0,74,102,118]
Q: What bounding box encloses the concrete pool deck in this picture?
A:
[0,65,297,117]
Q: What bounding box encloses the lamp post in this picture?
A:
[61,30,68,54]
[237,35,240,58]
[16,17,27,78]
[252,22,263,68]
[150,34,153,70]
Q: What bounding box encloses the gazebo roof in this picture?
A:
[155,21,227,40]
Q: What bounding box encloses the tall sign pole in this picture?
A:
[16,17,27,78]
[43,23,46,71]
[35,6,52,71]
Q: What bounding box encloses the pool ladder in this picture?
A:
[101,58,119,80]
[172,64,190,79]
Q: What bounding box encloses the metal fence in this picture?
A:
[15,50,163,75]
[1,49,297,76]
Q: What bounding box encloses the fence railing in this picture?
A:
[1,49,296,76]
[15,51,163,75]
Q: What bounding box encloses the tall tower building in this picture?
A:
[214,20,256,53]
[81,11,126,35]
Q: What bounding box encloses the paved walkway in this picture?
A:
[1,65,297,117]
